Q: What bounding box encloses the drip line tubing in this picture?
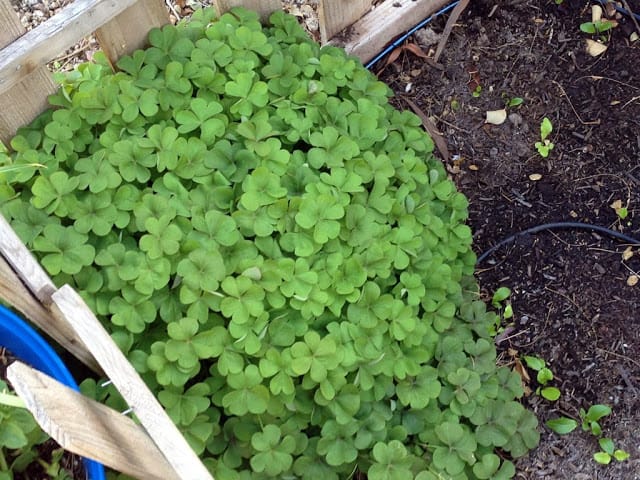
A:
[361,4,640,265]
[365,1,460,69]
[476,222,640,264]
[594,0,640,21]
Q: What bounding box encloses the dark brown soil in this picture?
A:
[381,1,640,478]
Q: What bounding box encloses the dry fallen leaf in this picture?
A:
[469,164,479,171]
[485,109,507,125]
[622,246,634,261]
[528,173,542,181]
[585,39,608,57]
[627,274,639,286]
[592,4,603,23]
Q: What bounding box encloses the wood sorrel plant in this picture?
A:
[0,7,539,479]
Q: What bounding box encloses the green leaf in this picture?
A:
[613,449,630,461]
[368,440,414,480]
[540,386,561,401]
[472,453,501,479]
[140,215,183,259]
[599,437,615,455]
[593,451,611,465]
[545,417,578,434]
[33,224,95,275]
[31,171,79,215]
[250,425,295,476]
[583,404,612,422]
[491,286,511,306]
[540,117,553,141]
[523,355,545,372]
[222,365,269,415]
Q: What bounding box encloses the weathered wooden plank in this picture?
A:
[7,361,180,480]
[0,213,101,372]
[0,255,101,373]
[0,213,56,304]
[51,285,213,480]
[0,0,141,98]
[328,0,451,63]
[214,0,281,21]
[318,0,372,44]
[0,0,57,146]
[95,0,170,68]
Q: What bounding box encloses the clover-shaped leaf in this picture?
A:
[249,425,296,476]
[222,365,269,415]
[368,440,414,480]
[396,366,440,409]
[31,171,78,215]
[289,331,342,382]
[139,214,183,259]
[220,276,265,324]
[33,224,95,275]
[159,382,211,426]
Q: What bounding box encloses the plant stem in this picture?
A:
[0,391,26,409]
[0,448,8,471]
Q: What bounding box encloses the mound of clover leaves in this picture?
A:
[0,7,539,479]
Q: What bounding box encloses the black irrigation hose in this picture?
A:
[594,0,640,21]
[476,222,640,264]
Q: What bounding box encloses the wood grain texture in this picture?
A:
[318,0,372,44]
[327,0,451,63]
[0,255,100,373]
[51,285,213,480]
[0,0,140,97]
[7,361,180,480]
[0,0,56,146]
[214,0,281,20]
[95,0,170,68]
[0,214,99,372]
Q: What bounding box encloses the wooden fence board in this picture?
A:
[0,213,101,372]
[318,0,372,44]
[95,0,170,68]
[214,0,281,21]
[0,0,141,98]
[7,362,180,480]
[328,0,451,63]
[51,285,213,480]
[0,0,56,146]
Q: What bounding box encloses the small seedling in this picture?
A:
[522,355,560,401]
[594,437,630,465]
[546,404,629,465]
[610,199,629,220]
[489,286,513,335]
[502,94,524,108]
[535,117,554,158]
[580,404,611,436]
[472,85,482,98]
[580,20,616,35]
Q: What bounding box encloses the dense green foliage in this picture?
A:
[0,7,539,478]
[0,381,50,479]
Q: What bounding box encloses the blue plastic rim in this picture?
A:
[0,305,106,480]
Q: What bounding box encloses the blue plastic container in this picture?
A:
[0,305,106,480]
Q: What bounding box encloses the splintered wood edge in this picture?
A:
[0,213,99,372]
[318,0,372,44]
[0,0,140,96]
[213,0,281,21]
[7,361,180,480]
[328,0,451,63]
[51,285,214,480]
[0,213,56,300]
